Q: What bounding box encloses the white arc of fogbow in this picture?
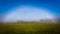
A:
[4,6,54,22]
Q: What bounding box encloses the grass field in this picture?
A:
[0,22,60,34]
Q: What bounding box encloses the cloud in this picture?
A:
[4,6,54,22]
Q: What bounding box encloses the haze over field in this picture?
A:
[0,0,60,34]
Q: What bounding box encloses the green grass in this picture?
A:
[0,22,60,34]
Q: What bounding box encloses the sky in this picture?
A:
[0,0,60,22]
